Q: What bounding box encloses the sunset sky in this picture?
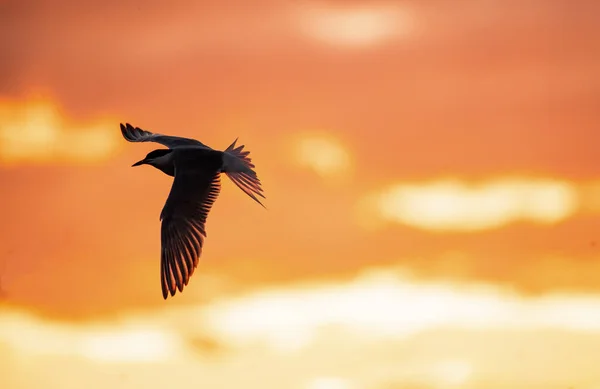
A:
[1,1,600,388]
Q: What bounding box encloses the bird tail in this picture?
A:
[222,138,266,208]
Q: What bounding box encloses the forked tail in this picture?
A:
[222,139,266,208]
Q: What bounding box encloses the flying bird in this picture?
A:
[120,123,265,299]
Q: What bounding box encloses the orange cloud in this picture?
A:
[0,98,121,165]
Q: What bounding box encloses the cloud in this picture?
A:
[306,376,356,389]
[360,178,579,232]
[79,328,180,363]
[198,268,600,353]
[0,98,121,165]
[292,132,353,181]
[8,266,600,360]
[4,267,600,387]
[0,310,184,363]
[293,3,416,47]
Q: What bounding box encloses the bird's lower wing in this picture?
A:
[159,168,221,299]
[120,123,211,149]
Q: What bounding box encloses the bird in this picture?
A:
[120,123,265,299]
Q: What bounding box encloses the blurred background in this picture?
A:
[1,0,600,388]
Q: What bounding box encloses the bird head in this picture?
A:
[132,149,172,167]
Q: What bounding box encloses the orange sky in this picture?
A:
[1,1,600,388]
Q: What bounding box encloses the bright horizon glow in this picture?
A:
[4,267,600,387]
[6,268,600,359]
[369,178,579,231]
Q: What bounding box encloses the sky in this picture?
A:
[1,0,600,388]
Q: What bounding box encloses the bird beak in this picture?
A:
[131,159,147,167]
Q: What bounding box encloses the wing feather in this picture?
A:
[223,138,266,207]
[227,172,266,207]
[159,164,222,299]
[120,123,211,149]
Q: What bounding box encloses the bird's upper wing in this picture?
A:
[120,123,212,149]
[158,155,222,299]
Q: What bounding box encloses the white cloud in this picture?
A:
[6,268,600,361]
[0,310,183,363]
[306,376,356,389]
[4,267,600,387]
[199,269,600,354]
[364,178,578,231]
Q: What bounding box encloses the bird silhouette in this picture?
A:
[120,123,265,299]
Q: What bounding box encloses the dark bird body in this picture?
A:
[121,123,265,299]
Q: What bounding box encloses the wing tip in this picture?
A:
[161,286,178,300]
[225,137,239,152]
[120,122,151,143]
[225,172,267,208]
[120,122,136,142]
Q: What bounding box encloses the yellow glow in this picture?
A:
[201,269,600,352]
[5,270,600,354]
[306,377,354,389]
[60,124,120,162]
[4,268,600,387]
[80,328,179,363]
[579,180,600,213]
[296,4,414,47]
[370,178,578,231]
[0,102,60,161]
[0,310,79,357]
[0,99,120,164]
[0,310,182,363]
[294,133,352,180]
[432,360,473,387]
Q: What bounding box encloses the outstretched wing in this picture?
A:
[120,123,211,149]
[159,161,222,299]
